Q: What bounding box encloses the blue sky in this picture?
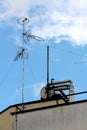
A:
[0,0,87,111]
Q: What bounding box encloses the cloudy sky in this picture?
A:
[0,0,87,111]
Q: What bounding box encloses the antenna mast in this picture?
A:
[14,17,45,110]
[17,17,29,110]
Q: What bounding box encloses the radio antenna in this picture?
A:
[16,17,29,110]
[14,17,45,110]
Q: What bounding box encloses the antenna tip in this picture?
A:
[17,17,29,25]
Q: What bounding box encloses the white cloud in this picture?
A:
[8,88,21,102]
[25,82,45,98]
[0,0,30,19]
[7,82,45,102]
[1,0,87,45]
[10,35,22,46]
[32,82,45,97]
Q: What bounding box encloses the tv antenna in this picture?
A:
[14,17,45,110]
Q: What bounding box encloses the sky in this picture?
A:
[0,0,87,111]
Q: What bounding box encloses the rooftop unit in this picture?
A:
[41,79,74,103]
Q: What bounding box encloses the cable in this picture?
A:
[27,59,37,83]
[73,61,87,64]
[0,62,15,88]
[15,61,22,104]
[50,46,84,58]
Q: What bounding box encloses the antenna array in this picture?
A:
[14,17,45,110]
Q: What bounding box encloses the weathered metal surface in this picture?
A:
[13,102,87,130]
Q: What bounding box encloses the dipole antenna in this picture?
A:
[14,17,45,110]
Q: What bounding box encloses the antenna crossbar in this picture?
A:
[23,32,45,42]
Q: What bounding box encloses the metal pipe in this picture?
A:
[48,84,70,90]
[59,90,69,103]
[53,86,70,91]
[47,46,50,99]
[67,91,87,96]
[47,46,49,85]
[22,22,25,111]
[49,80,73,86]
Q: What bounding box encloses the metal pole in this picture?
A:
[47,46,49,85]
[47,46,49,98]
[16,17,29,110]
[22,22,25,110]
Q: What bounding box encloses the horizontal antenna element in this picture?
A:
[23,31,45,42]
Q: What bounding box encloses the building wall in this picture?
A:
[0,107,15,130]
[0,99,63,130]
[13,101,87,130]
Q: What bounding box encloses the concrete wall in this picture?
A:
[0,107,15,130]
[14,101,87,130]
[0,99,63,130]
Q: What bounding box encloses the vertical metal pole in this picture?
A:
[69,84,74,102]
[22,23,25,110]
[15,107,17,130]
[17,17,29,111]
[47,46,49,85]
[47,46,49,98]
